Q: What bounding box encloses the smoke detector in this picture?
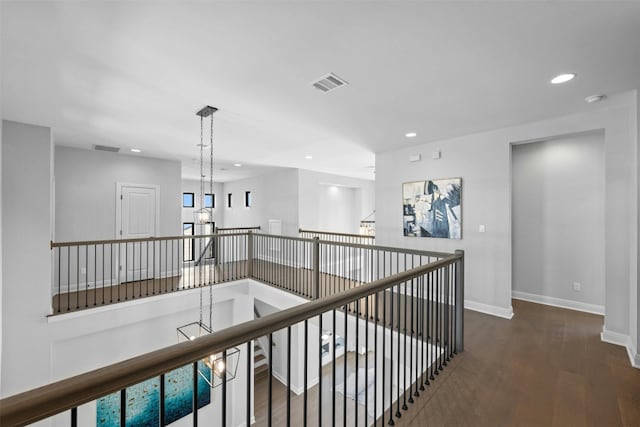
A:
[584,94,606,104]
[311,72,349,93]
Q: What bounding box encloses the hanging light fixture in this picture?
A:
[176,246,241,388]
[179,105,240,388]
[177,321,240,388]
[194,106,217,225]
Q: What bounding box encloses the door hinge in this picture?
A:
[120,230,123,235]
[120,194,123,200]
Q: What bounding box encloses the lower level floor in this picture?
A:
[255,299,640,426]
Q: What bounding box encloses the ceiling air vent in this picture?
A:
[93,144,120,153]
[311,73,348,93]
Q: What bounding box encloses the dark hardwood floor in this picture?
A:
[253,299,640,427]
[393,299,640,427]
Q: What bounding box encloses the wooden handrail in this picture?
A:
[299,228,375,239]
[50,232,249,248]
[216,226,261,231]
[0,253,462,426]
[315,239,452,258]
[252,232,313,243]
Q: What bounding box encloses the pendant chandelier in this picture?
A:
[194,105,216,225]
[177,105,240,388]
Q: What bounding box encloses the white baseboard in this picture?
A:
[601,327,640,369]
[512,291,604,315]
[271,370,319,395]
[236,416,256,427]
[464,300,514,319]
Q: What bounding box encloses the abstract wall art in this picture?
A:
[97,361,211,427]
[403,178,462,239]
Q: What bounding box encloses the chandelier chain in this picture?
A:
[209,115,214,329]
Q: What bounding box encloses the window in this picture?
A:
[204,193,214,209]
[182,192,194,208]
[227,193,232,208]
[245,191,252,207]
[204,222,215,259]
[183,222,194,261]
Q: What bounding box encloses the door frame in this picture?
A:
[115,182,161,239]
[115,183,161,283]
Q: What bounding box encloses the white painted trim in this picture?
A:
[115,182,161,283]
[237,415,256,427]
[512,291,604,315]
[115,182,161,238]
[271,370,320,396]
[601,327,640,369]
[464,300,514,319]
[237,416,256,427]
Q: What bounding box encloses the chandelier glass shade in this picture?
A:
[176,321,240,388]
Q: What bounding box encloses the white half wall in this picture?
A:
[375,91,638,348]
[55,146,182,241]
[512,133,605,309]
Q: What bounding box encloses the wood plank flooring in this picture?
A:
[391,299,640,427]
[253,300,640,426]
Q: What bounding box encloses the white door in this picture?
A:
[119,184,158,283]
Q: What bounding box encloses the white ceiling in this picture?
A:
[2,1,640,181]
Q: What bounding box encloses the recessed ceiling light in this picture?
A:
[305,155,313,160]
[584,94,606,103]
[550,73,576,84]
[233,163,242,167]
[405,132,417,138]
[130,148,141,153]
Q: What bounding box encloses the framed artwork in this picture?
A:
[403,178,462,239]
[97,362,211,427]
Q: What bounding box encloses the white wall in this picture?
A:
[251,280,320,394]
[1,120,54,396]
[635,89,640,366]
[0,118,3,387]
[512,133,605,311]
[221,169,299,236]
[375,91,638,352]
[2,278,265,426]
[55,146,182,241]
[298,169,375,234]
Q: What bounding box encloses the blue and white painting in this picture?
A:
[164,361,211,425]
[97,361,211,427]
[403,178,462,239]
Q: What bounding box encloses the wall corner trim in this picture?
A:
[512,291,605,315]
[464,300,514,319]
[601,327,640,369]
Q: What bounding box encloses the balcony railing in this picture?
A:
[299,228,375,245]
[50,232,251,313]
[50,232,449,314]
[1,243,464,426]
